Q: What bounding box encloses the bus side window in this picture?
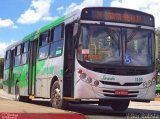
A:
[16,45,21,56]
[52,25,64,42]
[14,45,21,67]
[38,31,49,59]
[40,31,49,46]
[50,25,64,57]
[21,41,29,64]
[5,50,10,69]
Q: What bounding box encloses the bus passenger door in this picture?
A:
[8,49,14,93]
[28,39,38,95]
[63,23,75,97]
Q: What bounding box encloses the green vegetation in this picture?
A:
[156,28,160,60]
[156,28,160,93]
[0,58,4,79]
[156,28,160,73]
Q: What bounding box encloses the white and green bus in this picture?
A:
[3,7,156,111]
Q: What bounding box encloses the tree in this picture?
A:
[156,28,160,59]
[0,58,4,79]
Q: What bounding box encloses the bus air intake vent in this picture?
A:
[103,90,139,94]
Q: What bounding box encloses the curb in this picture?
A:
[0,89,15,100]
[154,98,160,101]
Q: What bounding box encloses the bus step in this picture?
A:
[29,95,35,100]
[63,97,75,101]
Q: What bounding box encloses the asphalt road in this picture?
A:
[0,89,160,119]
[30,99,160,119]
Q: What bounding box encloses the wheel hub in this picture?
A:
[52,88,61,106]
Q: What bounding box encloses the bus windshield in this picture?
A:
[77,24,154,66]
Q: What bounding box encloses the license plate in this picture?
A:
[115,90,128,95]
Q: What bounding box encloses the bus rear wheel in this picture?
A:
[15,82,31,102]
[50,81,68,109]
[110,100,130,112]
[15,82,22,101]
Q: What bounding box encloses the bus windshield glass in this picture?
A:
[77,24,153,66]
[125,28,153,66]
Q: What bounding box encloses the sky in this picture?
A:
[0,0,160,57]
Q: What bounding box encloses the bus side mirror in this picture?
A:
[73,23,79,37]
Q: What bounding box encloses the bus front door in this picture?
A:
[28,39,38,96]
[63,23,75,97]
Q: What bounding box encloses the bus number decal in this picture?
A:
[135,77,143,82]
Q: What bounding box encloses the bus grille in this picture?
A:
[100,81,142,86]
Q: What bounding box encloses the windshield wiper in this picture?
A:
[127,26,141,42]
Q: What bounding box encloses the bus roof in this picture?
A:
[6,7,154,50]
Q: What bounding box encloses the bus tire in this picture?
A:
[15,82,31,102]
[50,81,68,109]
[15,82,23,101]
[110,100,130,112]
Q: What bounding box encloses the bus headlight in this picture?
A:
[86,77,92,83]
[81,77,92,84]
[80,73,86,79]
[78,69,99,86]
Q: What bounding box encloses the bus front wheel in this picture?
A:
[50,81,68,109]
[110,100,130,112]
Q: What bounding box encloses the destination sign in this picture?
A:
[95,11,142,23]
[81,7,154,27]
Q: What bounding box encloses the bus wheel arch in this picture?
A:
[15,81,20,101]
[15,80,19,94]
[50,76,59,98]
[15,80,31,102]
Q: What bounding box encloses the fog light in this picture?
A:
[86,77,92,83]
[94,80,99,86]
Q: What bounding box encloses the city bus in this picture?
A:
[3,7,156,112]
